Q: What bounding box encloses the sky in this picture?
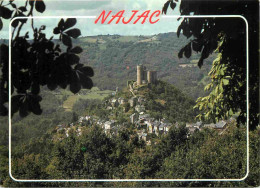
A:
[0,0,182,39]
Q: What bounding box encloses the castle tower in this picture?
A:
[147,71,152,84]
[137,65,143,85]
[147,71,157,84]
[142,66,147,81]
[153,71,157,82]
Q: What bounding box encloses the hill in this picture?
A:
[143,81,196,122]
[72,32,215,100]
[73,80,197,124]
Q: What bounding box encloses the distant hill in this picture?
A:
[73,32,215,100]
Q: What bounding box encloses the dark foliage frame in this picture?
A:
[0,0,94,118]
[162,0,259,130]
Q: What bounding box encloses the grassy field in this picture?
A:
[59,87,113,111]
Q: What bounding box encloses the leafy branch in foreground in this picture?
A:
[0,0,94,118]
[194,33,245,123]
[162,0,259,129]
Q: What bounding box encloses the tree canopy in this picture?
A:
[162,0,259,129]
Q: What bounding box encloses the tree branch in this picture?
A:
[15,1,34,39]
[11,25,17,41]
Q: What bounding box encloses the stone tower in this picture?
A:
[153,71,157,82]
[137,65,143,85]
[147,71,157,84]
[147,71,152,84]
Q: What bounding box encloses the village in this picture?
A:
[54,65,235,145]
[55,107,234,145]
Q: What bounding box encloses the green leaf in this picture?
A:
[177,24,182,38]
[58,19,65,30]
[199,104,203,110]
[216,85,220,93]
[0,104,8,116]
[68,54,80,65]
[198,58,203,69]
[18,6,27,12]
[222,79,229,85]
[170,1,176,10]
[204,83,212,91]
[78,66,94,77]
[64,18,77,30]
[178,47,185,58]
[71,46,83,54]
[31,82,40,95]
[226,111,229,117]
[65,28,81,39]
[201,44,209,59]
[53,27,60,34]
[35,0,46,13]
[61,34,72,46]
[11,95,22,116]
[205,112,210,119]
[79,74,93,89]
[0,6,13,19]
[213,56,220,65]
[220,69,224,76]
[184,42,192,58]
[70,71,81,94]
[81,147,87,152]
[162,0,170,14]
[29,95,42,115]
[192,40,203,52]
[219,81,223,93]
[229,109,233,115]
[19,97,29,118]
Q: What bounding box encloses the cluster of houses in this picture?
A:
[55,90,234,142]
[105,97,127,110]
[105,95,146,113]
[55,115,233,145]
[55,115,124,139]
[55,108,176,143]
[56,123,82,137]
[78,115,124,136]
[185,118,235,134]
[55,113,233,141]
[130,112,176,136]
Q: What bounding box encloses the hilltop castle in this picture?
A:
[137,65,157,85]
[127,65,157,88]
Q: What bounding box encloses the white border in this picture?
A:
[8,15,249,182]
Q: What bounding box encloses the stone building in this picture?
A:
[130,113,138,124]
[136,64,157,86]
[129,97,137,107]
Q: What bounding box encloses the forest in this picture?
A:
[1,115,259,187]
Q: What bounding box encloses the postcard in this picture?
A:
[0,0,259,187]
